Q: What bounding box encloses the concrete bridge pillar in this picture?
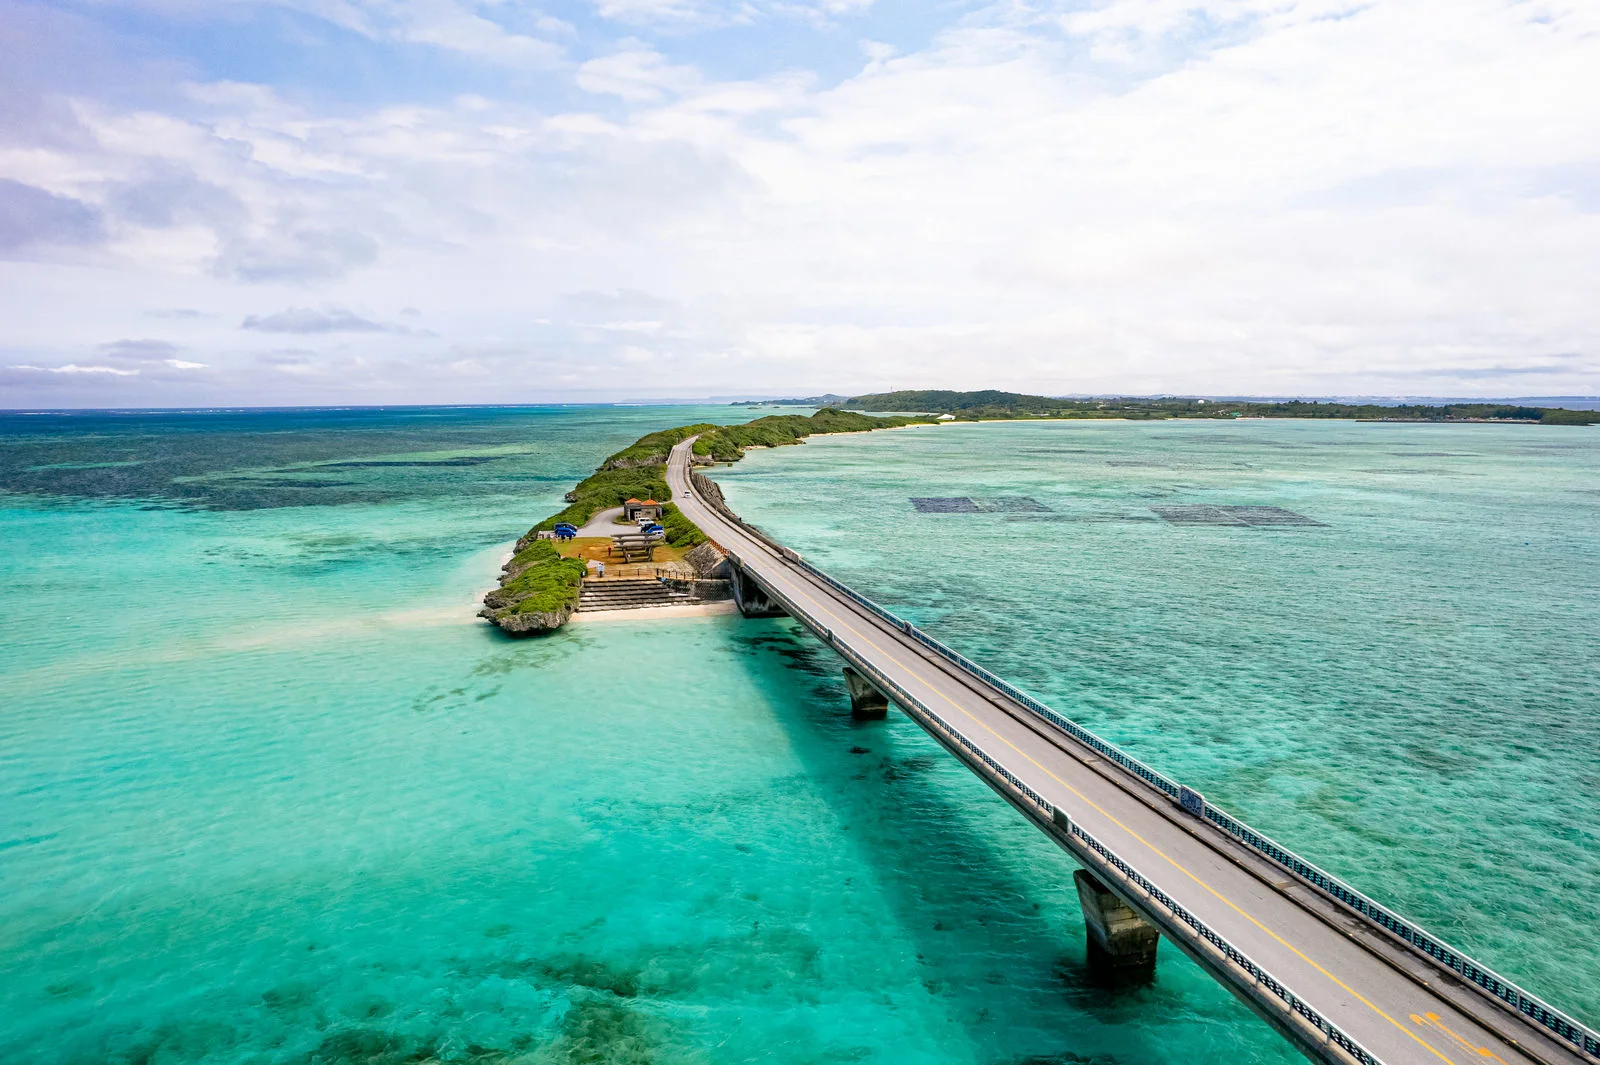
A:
[842,666,889,720]
[1074,869,1159,983]
[730,566,787,619]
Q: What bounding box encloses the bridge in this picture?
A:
[666,437,1598,1065]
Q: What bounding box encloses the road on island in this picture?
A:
[666,437,1592,1065]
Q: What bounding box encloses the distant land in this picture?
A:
[748,390,1600,425]
[747,394,853,407]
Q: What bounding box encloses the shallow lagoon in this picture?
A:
[714,417,1600,1020]
[2,408,1594,1064]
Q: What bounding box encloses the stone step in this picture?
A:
[582,584,668,591]
[579,592,682,605]
[578,579,692,611]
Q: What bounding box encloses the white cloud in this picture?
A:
[393,1,566,65]
[99,338,182,361]
[591,0,708,23]
[242,306,417,334]
[11,363,140,375]
[589,0,876,26]
[578,47,701,101]
[2,0,1598,404]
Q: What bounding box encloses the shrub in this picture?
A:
[503,557,587,614]
[530,466,671,535]
[507,539,560,572]
[600,424,719,470]
[1539,408,1600,425]
[661,503,707,548]
[692,408,921,460]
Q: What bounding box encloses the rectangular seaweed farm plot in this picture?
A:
[1028,512,1158,523]
[1151,505,1250,526]
[1218,506,1326,527]
[985,496,1053,513]
[1151,505,1326,527]
[911,497,983,513]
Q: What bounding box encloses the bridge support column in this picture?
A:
[842,666,889,720]
[1074,869,1159,983]
[730,566,786,619]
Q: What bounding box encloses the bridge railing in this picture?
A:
[1066,821,1382,1065]
[681,460,1599,1063]
[729,554,1388,1065]
[784,551,1600,1063]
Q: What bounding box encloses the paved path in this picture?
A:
[574,506,626,537]
[667,438,1592,1065]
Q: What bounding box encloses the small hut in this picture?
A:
[623,498,664,523]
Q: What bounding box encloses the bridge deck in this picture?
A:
[667,438,1591,1065]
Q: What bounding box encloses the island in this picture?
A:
[833,389,1600,425]
[480,408,928,635]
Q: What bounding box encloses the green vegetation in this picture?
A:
[692,408,929,460]
[481,540,586,624]
[532,466,671,534]
[529,408,924,538]
[847,390,1600,425]
[1536,407,1600,425]
[849,389,1080,418]
[528,423,725,534]
[506,538,561,571]
[660,503,707,548]
[503,557,588,614]
[599,423,719,470]
[485,407,928,633]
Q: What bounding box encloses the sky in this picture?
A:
[1,0,1597,407]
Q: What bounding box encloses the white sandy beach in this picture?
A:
[569,601,739,623]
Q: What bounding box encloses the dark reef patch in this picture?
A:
[547,997,662,1065]
[1010,1051,1131,1065]
[212,478,362,489]
[535,955,644,999]
[0,407,607,510]
[261,981,317,1015]
[316,457,505,468]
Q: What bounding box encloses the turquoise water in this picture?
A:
[712,418,1600,1023]
[3,406,1310,1065]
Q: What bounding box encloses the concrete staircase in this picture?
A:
[577,578,692,612]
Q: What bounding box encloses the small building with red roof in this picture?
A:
[623,497,663,523]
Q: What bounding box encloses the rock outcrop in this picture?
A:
[485,603,575,634]
[479,539,586,637]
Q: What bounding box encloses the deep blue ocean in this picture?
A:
[2,406,1595,1065]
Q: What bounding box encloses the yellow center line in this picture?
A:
[1414,1013,1508,1063]
[675,462,1463,1065]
